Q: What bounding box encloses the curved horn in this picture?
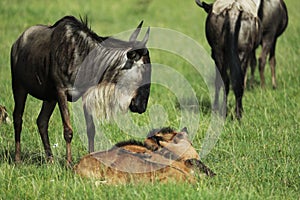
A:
[129,20,144,42]
[195,0,203,7]
[195,0,212,13]
[141,26,150,45]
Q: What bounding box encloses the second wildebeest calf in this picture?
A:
[75,127,215,184]
[196,0,262,119]
[11,16,151,164]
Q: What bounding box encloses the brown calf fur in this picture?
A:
[74,127,215,184]
[0,105,10,124]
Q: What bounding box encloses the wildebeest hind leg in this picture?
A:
[57,89,73,164]
[37,101,57,162]
[269,39,278,89]
[259,42,271,88]
[231,70,244,120]
[12,86,28,163]
[83,104,95,153]
[246,50,257,88]
[213,59,228,117]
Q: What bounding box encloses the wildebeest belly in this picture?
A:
[11,25,81,101]
[16,64,57,101]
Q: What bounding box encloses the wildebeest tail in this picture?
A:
[225,10,243,91]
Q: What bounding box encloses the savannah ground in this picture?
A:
[0,0,299,199]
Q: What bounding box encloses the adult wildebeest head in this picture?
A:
[74,127,215,184]
[196,0,262,119]
[10,16,151,164]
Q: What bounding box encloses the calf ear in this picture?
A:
[181,127,188,134]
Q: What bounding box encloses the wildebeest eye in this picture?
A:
[122,59,134,70]
[127,50,141,61]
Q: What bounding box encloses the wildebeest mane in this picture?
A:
[115,139,145,148]
[51,15,138,49]
[51,15,106,43]
[146,127,175,138]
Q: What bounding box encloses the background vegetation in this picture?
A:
[0,0,299,199]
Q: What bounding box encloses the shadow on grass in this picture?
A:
[0,148,73,168]
[175,97,212,115]
[244,78,261,90]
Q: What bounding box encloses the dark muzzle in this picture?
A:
[129,84,150,114]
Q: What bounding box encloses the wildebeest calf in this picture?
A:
[196,0,262,119]
[74,127,215,184]
[11,16,151,164]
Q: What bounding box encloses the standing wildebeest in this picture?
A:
[254,0,288,89]
[195,0,261,119]
[11,16,151,164]
[75,127,215,184]
[196,0,288,89]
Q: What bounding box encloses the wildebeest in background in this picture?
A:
[74,127,215,184]
[196,0,289,89]
[253,0,288,89]
[195,0,262,119]
[11,16,151,164]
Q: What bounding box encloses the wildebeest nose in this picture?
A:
[129,98,147,114]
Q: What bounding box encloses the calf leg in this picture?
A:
[83,104,95,153]
[12,87,28,163]
[37,101,57,161]
[269,39,278,89]
[57,89,73,164]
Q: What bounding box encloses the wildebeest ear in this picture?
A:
[181,127,188,134]
[129,20,144,42]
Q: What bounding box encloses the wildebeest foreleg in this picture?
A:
[83,104,95,153]
[12,86,28,163]
[37,101,57,162]
[57,89,73,164]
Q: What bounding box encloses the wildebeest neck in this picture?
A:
[49,16,134,101]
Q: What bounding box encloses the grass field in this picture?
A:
[0,0,299,199]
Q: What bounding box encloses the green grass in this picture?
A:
[0,0,300,199]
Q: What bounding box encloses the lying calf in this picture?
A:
[74,127,215,184]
